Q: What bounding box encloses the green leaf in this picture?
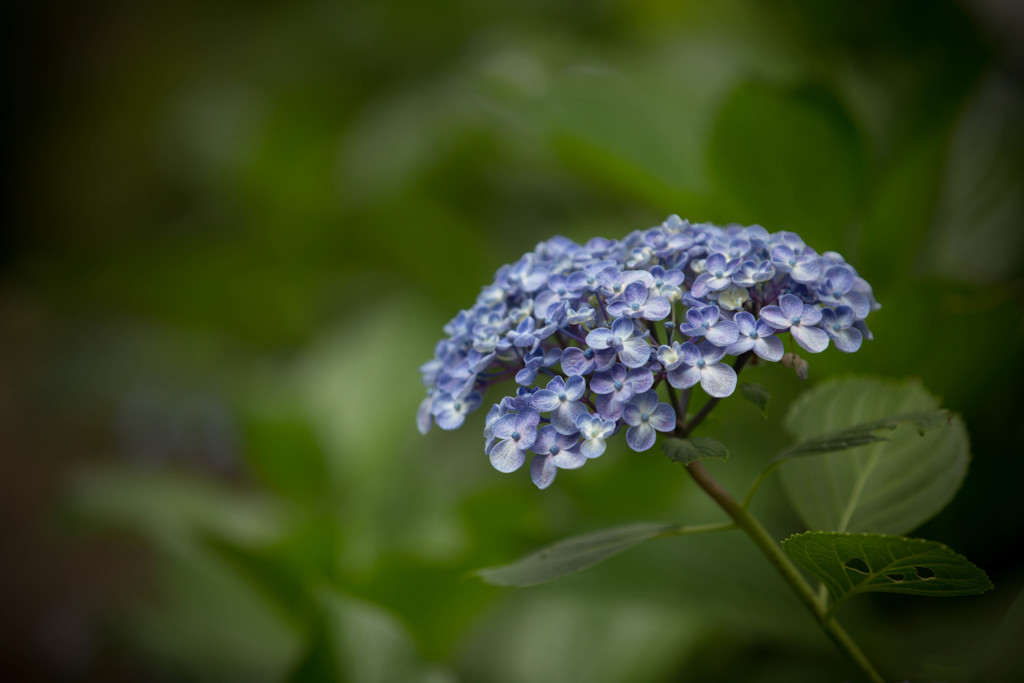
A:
[662,437,729,466]
[708,82,865,242]
[779,377,969,535]
[972,587,1024,682]
[739,382,770,417]
[477,523,679,587]
[920,75,1024,285]
[783,532,993,614]
[291,590,455,683]
[537,68,710,211]
[773,410,949,461]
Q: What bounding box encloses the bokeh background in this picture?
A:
[4,1,1024,681]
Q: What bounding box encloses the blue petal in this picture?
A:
[725,336,755,356]
[854,319,874,341]
[842,291,871,319]
[798,306,822,326]
[551,402,588,435]
[758,305,790,330]
[699,363,737,398]
[679,342,701,366]
[560,347,591,376]
[594,347,618,371]
[834,305,855,327]
[530,424,558,454]
[489,439,526,473]
[463,393,483,412]
[667,365,701,390]
[532,390,560,412]
[580,438,606,459]
[543,375,566,393]
[515,366,538,386]
[611,317,635,339]
[753,335,784,362]
[824,265,854,294]
[790,258,821,283]
[595,266,621,291]
[641,296,671,321]
[690,272,713,298]
[631,389,659,414]
[779,294,803,320]
[564,375,586,400]
[521,265,549,292]
[416,396,434,435]
[595,393,628,420]
[491,413,518,440]
[648,404,676,432]
[514,408,541,432]
[606,300,632,318]
[833,326,863,353]
[551,450,587,470]
[626,423,656,452]
[705,253,727,272]
[622,280,649,305]
[567,271,594,292]
[697,341,727,363]
[542,347,563,365]
[618,338,651,368]
[625,368,654,393]
[585,327,614,349]
[530,454,557,489]
[733,311,756,335]
[706,320,739,346]
[589,367,620,394]
[791,325,830,353]
[435,408,466,430]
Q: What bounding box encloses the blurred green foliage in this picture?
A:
[5,0,1024,681]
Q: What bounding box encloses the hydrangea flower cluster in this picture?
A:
[418,216,879,489]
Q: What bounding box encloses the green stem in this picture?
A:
[685,461,886,683]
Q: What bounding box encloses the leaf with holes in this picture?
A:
[477,522,679,587]
[739,382,770,417]
[662,437,729,466]
[783,532,992,614]
[773,410,949,462]
[779,377,969,535]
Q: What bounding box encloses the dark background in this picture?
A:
[4,1,1024,681]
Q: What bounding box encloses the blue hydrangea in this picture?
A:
[418,216,879,488]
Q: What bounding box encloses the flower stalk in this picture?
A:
[675,380,886,683]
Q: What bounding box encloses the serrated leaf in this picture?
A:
[783,532,992,614]
[773,409,949,461]
[739,382,770,417]
[477,523,678,587]
[662,437,729,466]
[780,377,969,535]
